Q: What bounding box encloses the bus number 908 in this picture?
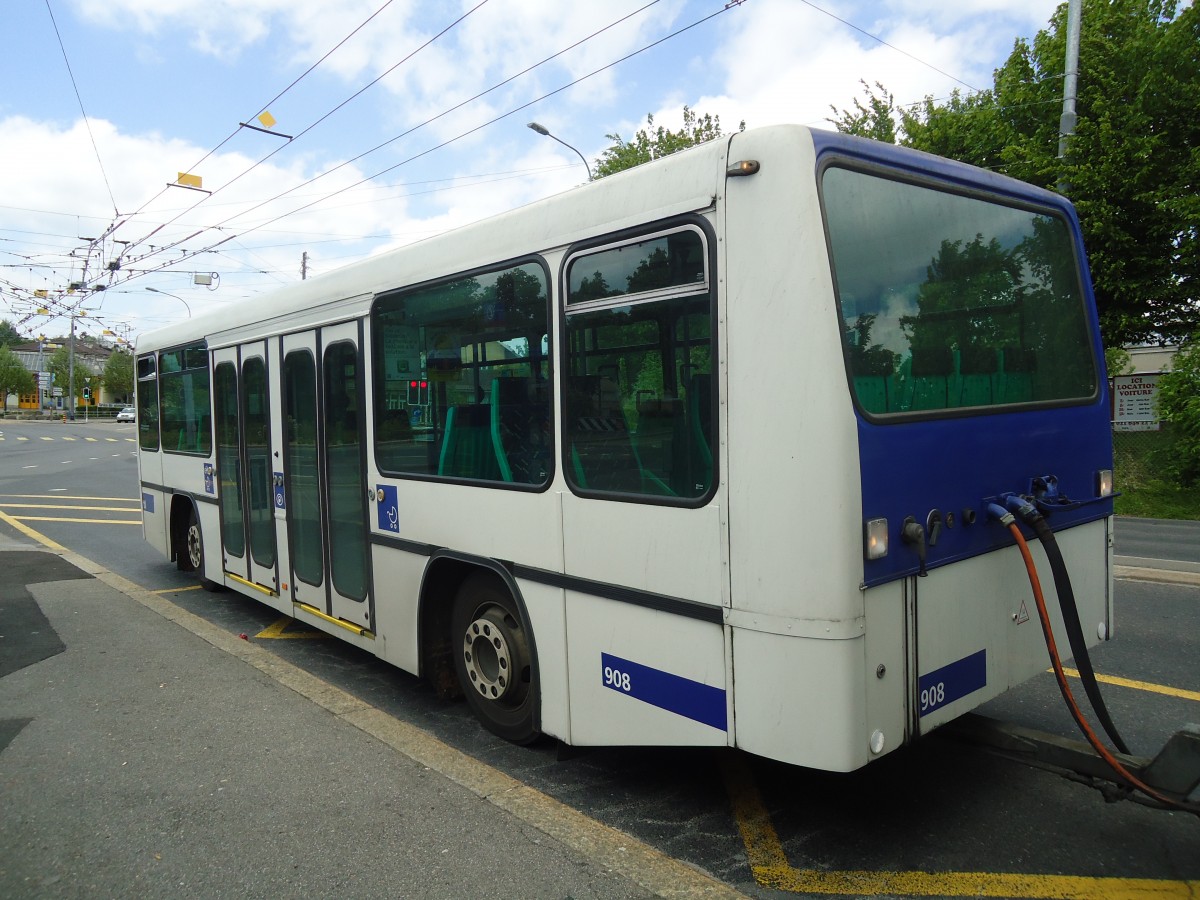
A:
[921,681,946,713]
[603,666,631,693]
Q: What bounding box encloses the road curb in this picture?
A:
[27,540,748,900]
[1114,565,1200,587]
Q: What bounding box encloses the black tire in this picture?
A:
[179,506,224,593]
[451,572,539,744]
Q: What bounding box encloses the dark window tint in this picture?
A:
[567,229,706,304]
[136,355,159,451]
[564,228,714,502]
[372,262,551,485]
[214,361,245,559]
[324,342,368,602]
[284,350,323,588]
[823,166,1096,416]
[159,343,211,455]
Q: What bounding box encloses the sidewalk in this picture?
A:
[0,539,738,899]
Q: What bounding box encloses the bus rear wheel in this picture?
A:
[451,573,538,744]
[180,506,224,593]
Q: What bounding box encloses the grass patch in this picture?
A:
[1113,430,1200,520]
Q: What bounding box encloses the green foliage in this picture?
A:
[839,1,1199,346]
[593,106,744,179]
[0,320,22,347]
[1112,430,1200,518]
[0,344,36,404]
[1105,345,1132,377]
[45,345,97,399]
[103,349,134,402]
[828,80,898,143]
[1154,333,1200,484]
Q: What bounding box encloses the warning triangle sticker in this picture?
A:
[1015,599,1030,625]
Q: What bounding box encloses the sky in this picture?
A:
[0,0,1065,344]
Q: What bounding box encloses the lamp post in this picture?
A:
[146,287,192,317]
[527,122,593,181]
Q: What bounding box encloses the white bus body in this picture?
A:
[137,125,1114,771]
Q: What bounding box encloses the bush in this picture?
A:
[1155,333,1200,485]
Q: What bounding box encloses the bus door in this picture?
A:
[287,324,373,633]
[211,343,279,594]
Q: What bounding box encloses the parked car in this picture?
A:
[116,406,136,423]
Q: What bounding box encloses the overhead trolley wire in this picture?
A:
[42,0,119,218]
[114,0,672,278]
[103,0,743,287]
[98,0,405,251]
[115,0,492,263]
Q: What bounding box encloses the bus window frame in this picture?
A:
[369,254,555,492]
[136,352,160,453]
[816,156,1101,425]
[559,214,719,509]
[157,341,213,458]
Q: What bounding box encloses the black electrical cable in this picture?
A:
[1029,515,1131,755]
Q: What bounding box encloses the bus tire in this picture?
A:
[451,572,539,745]
[181,506,224,593]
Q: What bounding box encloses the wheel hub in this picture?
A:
[462,612,513,701]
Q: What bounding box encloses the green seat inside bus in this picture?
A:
[438,403,502,481]
[567,375,672,496]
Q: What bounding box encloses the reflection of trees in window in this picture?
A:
[845,314,898,376]
[901,234,1023,359]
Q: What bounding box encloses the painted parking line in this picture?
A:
[719,753,1198,898]
[1060,667,1200,703]
[6,516,142,524]
[256,617,328,640]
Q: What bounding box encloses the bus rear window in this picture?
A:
[823,166,1096,417]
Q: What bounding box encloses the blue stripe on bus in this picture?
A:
[600,652,727,731]
[918,649,987,717]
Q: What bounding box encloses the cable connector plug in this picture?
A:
[1004,493,1043,526]
[986,502,1015,527]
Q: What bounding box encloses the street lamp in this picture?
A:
[146,287,192,317]
[527,122,593,181]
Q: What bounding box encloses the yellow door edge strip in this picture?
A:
[225,572,277,597]
[293,601,375,639]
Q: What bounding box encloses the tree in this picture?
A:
[829,80,898,143]
[593,105,745,179]
[1154,332,1200,484]
[0,345,36,409]
[0,320,22,347]
[103,349,134,403]
[46,345,96,402]
[832,0,1199,346]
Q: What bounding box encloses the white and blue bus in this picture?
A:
[136,124,1114,772]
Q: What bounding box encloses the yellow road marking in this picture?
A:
[0,508,67,551]
[720,753,1198,897]
[256,616,328,640]
[63,437,76,441]
[0,494,138,502]
[86,437,98,442]
[1060,667,1200,703]
[0,504,143,512]
[17,436,29,441]
[8,516,141,524]
[40,436,54,441]
[150,585,203,595]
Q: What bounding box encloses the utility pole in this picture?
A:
[1057,0,1082,192]
[68,313,76,421]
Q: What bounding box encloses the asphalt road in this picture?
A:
[2,417,1197,899]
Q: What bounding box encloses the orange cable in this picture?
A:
[1007,521,1194,812]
